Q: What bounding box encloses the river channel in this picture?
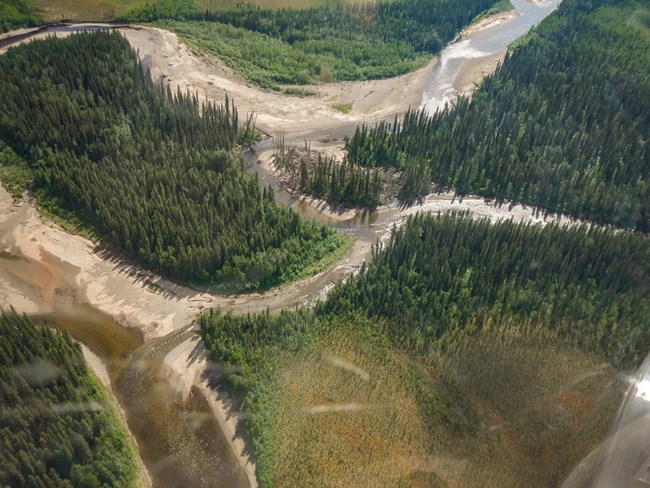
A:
[0,1,562,486]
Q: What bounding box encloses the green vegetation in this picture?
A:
[116,0,198,21]
[0,140,32,200]
[27,0,198,22]
[477,0,513,18]
[134,0,501,89]
[0,0,39,32]
[0,308,138,487]
[346,0,650,230]
[298,154,382,206]
[275,145,383,207]
[333,102,352,114]
[0,32,347,291]
[282,87,317,97]
[13,0,371,24]
[3,0,502,89]
[250,322,449,487]
[200,213,640,486]
[323,212,650,366]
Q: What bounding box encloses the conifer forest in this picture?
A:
[0,0,648,486]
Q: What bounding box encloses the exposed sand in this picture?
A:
[0,10,517,142]
[0,186,369,339]
[0,189,217,340]
[163,336,257,488]
[453,51,505,96]
[120,27,435,138]
[461,9,519,37]
[451,11,519,96]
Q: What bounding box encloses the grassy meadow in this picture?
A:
[221,316,621,487]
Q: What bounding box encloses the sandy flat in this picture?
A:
[120,27,435,138]
[0,192,215,340]
[0,185,370,338]
[462,9,519,37]
[453,51,506,96]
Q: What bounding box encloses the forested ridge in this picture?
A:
[0,31,347,291]
[200,213,648,486]
[120,0,502,88]
[346,0,650,229]
[0,309,138,487]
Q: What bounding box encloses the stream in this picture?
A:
[0,1,563,486]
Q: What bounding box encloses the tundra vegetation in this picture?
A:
[0,31,348,291]
[0,308,139,488]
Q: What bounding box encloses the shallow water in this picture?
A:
[420,0,561,114]
[31,308,248,488]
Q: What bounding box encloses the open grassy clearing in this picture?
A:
[226,318,621,487]
[265,324,438,487]
[435,324,622,487]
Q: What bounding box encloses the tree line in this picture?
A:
[0,308,138,487]
[0,31,345,291]
[320,212,650,366]
[346,0,650,230]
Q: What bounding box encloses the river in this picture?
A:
[31,308,249,488]
[0,1,563,486]
[420,0,561,114]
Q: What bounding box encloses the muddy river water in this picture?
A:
[31,307,248,488]
[0,1,562,486]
